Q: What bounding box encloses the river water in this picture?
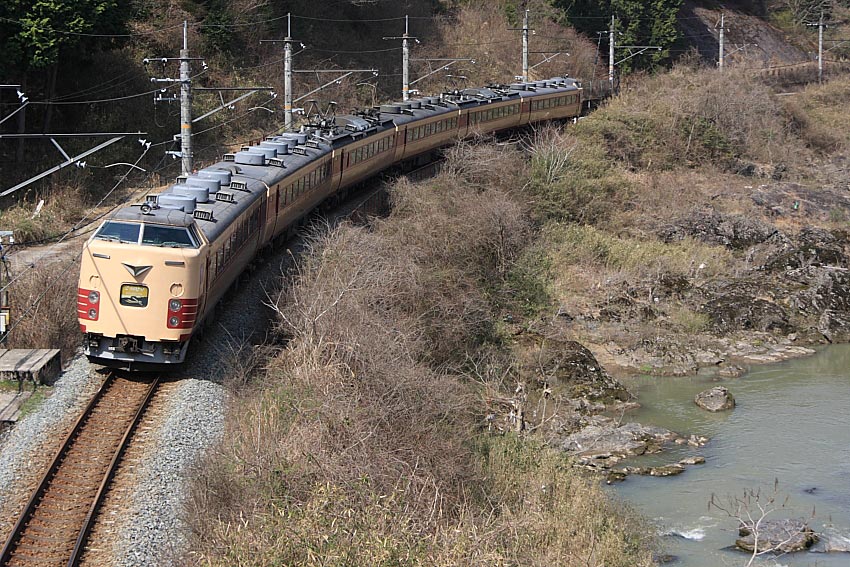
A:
[614,345,850,566]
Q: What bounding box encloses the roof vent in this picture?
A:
[408,101,422,109]
[234,151,266,166]
[380,104,401,114]
[172,184,210,204]
[281,133,307,145]
[158,194,197,214]
[242,146,276,159]
[224,153,236,162]
[230,180,249,192]
[184,177,220,194]
[198,169,231,186]
[268,157,286,168]
[176,174,188,184]
[260,141,289,155]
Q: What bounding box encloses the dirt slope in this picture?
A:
[680,1,807,67]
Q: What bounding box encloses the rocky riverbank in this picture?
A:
[497,196,850,484]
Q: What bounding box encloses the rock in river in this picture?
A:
[736,519,818,553]
[695,386,735,412]
[562,419,678,464]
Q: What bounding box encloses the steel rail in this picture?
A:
[69,376,160,566]
[0,373,160,567]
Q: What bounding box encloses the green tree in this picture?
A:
[0,0,130,75]
[554,0,683,71]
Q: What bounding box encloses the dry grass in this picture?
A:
[3,260,79,363]
[576,65,805,172]
[545,224,734,284]
[0,183,90,244]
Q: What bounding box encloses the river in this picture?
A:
[614,344,850,566]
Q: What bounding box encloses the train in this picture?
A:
[77,77,583,368]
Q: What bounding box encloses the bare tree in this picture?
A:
[775,0,834,24]
[709,479,815,566]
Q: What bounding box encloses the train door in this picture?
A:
[458,110,469,137]
[394,128,404,161]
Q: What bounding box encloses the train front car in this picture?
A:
[78,208,207,368]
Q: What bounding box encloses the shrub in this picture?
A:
[4,260,80,362]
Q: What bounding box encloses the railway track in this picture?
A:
[0,373,159,567]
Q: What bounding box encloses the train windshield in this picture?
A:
[141,224,199,248]
[94,221,141,244]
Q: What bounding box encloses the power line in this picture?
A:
[0,143,151,312]
[0,15,185,37]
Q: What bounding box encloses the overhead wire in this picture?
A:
[2,143,151,295]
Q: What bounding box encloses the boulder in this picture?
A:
[794,268,850,342]
[658,211,777,250]
[678,455,706,466]
[810,526,850,553]
[695,386,735,412]
[757,227,846,272]
[648,464,686,477]
[702,293,792,334]
[736,519,817,553]
[717,365,746,378]
[561,420,678,464]
[530,339,632,403]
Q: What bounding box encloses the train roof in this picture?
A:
[116,77,581,243]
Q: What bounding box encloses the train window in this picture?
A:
[141,225,198,248]
[95,221,140,244]
[119,284,148,308]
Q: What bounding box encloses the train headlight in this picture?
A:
[88,308,98,319]
[168,316,180,327]
[168,299,182,312]
[88,291,100,304]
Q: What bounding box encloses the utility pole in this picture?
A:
[285,13,294,129]
[522,9,530,82]
[719,12,725,70]
[508,10,533,81]
[148,21,204,175]
[606,15,660,96]
[179,21,193,175]
[818,10,824,83]
[609,15,616,92]
[260,14,302,131]
[383,16,418,101]
[403,15,410,100]
[808,11,827,84]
